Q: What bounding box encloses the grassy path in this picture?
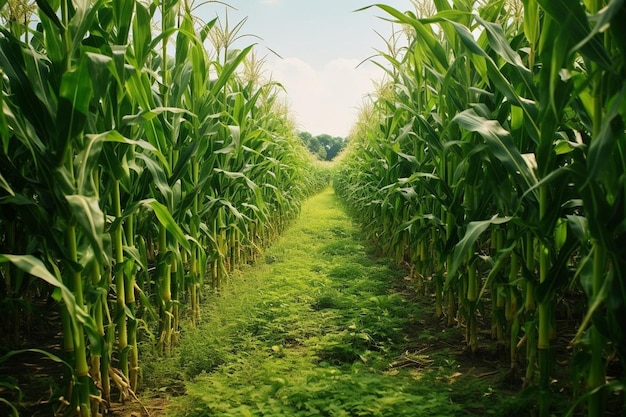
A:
[157,188,521,416]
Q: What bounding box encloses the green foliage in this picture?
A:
[0,1,331,415]
[334,0,626,416]
[162,189,525,417]
[336,1,626,415]
[299,131,347,161]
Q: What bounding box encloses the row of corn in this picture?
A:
[0,1,328,416]
[335,1,625,416]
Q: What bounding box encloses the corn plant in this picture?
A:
[336,1,625,416]
[0,1,325,415]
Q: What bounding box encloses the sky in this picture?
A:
[196,0,413,137]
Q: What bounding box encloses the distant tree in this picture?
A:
[298,131,314,148]
[298,131,347,161]
[299,131,322,156]
[326,140,343,161]
[316,134,332,149]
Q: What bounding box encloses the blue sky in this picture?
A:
[196,0,412,137]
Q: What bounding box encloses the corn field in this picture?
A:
[335,1,625,416]
[0,1,328,415]
[1,0,625,416]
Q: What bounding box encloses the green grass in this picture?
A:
[154,188,526,416]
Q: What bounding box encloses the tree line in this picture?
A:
[298,131,347,161]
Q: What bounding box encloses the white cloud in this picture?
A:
[259,0,280,4]
[267,57,381,137]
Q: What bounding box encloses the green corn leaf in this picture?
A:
[121,106,194,127]
[566,214,588,245]
[0,347,72,370]
[453,108,537,199]
[218,199,247,222]
[136,152,173,203]
[0,32,55,146]
[108,44,127,88]
[123,246,148,272]
[125,71,157,114]
[132,1,152,67]
[419,8,472,25]
[400,213,444,232]
[94,130,157,151]
[95,129,170,173]
[474,15,536,100]
[0,254,98,350]
[66,195,106,265]
[449,215,512,278]
[0,92,8,153]
[134,285,158,322]
[170,140,199,184]
[521,166,573,202]
[59,59,93,117]
[521,0,539,46]
[112,0,134,44]
[359,5,449,72]
[586,86,626,183]
[68,0,106,58]
[199,17,218,42]
[75,134,103,196]
[20,46,56,119]
[214,168,258,191]
[449,20,540,140]
[535,231,580,304]
[37,11,64,65]
[0,398,18,417]
[85,52,114,100]
[0,172,15,196]
[572,260,613,343]
[570,0,625,59]
[34,0,63,31]
[143,199,191,252]
[608,1,626,58]
[536,0,612,70]
[537,12,575,124]
[477,242,518,301]
[210,45,254,97]
[0,254,66,293]
[147,27,179,60]
[175,15,194,69]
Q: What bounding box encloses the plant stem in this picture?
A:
[588,242,606,417]
[537,186,551,417]
[67,226,91,417]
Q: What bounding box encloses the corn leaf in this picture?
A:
[453,108,538,200]
[0,254,98,350]
[449,215,512,278]
[586,86,626,182]
[66,195,107,265]
[536,0,612,70]
[143,199,191,252]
